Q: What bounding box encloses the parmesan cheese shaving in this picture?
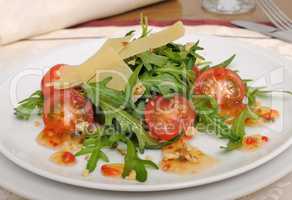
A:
[54,21,185,90]
[119,21,185,59]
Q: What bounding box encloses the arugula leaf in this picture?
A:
[140,14,151,38]
[193,95,236,141]
[122,139,158,182]
[14,90,44,120]
[87,149,109,172]
[76,129,126,173]
[98,100,163,152]
[212,54,236,68]
[125,30,135,37]
[192,95,257,151]
[141,73,187,97]
[225,107,258,151]
[156,62,195,87]
[124,63,143,108]
[247,86,292,107]
[138,51,168,69]
[84,77,126,108]
[84,78,175,151]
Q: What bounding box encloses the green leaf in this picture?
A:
[125,30,135,37]
[138,51,168,68]
[122,139,159,182]
[14,90,44,120]
[141,73,187,97]
[192,95,254,151]
[76,130,127,173]
[98,100,158,152]
[231,107,258,139]
[247,86,292,107]
[140,14,151,38]
[124,63,143,108]
[212,54,236,68]
[84,77,126,108]
[224,107,259,151]
[86,148,109,172]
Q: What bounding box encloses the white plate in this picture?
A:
[0,34,292,191]
[1,143,292,200]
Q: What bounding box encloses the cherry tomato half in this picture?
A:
[192,66,201,78]
[41,64,63,97]
[41,64,94,136]
[144,95,196,141]
[194,67,246,106]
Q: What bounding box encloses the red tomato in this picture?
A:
[144,95,196,141]
[62,152,76,164]
[41,64,63,97]
[245,136,257,145]
[42,89,94,135]
[192,66,201,78]
[194,67,246,106]
[101,164,124,177]
[261,136,269,142]
[41,64,94,136]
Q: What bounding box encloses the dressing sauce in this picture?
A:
[160,139,217,174]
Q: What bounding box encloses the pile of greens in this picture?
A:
[15,16,289,182]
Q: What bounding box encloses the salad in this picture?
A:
[14,16,291,182]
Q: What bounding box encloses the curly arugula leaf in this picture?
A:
[98,100,162,152]
[122,139,158,182]
[76,129,127,173]
[192,95,236,141]
[192,95,257,151]
[14,90,44,120]
[212,54,236,68]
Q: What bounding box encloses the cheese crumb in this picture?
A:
[82,169,89,177]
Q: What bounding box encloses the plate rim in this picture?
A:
[1,34,292,191]
[1,143,292,200]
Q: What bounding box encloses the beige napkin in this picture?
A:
[0,0,164,45]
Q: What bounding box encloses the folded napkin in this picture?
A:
[0,0,164,45]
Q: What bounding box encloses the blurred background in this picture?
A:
[101,0,290,22]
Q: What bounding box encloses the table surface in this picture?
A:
[104,0,291,22]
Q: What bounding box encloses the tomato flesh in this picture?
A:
[41,64,94,144]
[62,152,76,164]
[144,95,195,141]
[194,67,246,106]
[101,164,124,177]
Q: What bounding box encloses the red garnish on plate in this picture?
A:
[245,136,257,145]
[101,164,124,177]
[62,152,76,164]
[261,136,269,142]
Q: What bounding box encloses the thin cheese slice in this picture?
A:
[119,21,185,59]
[55,21,185,90]
[54,37,132,90]
[56,46,132,91]
[101,36,132,53]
